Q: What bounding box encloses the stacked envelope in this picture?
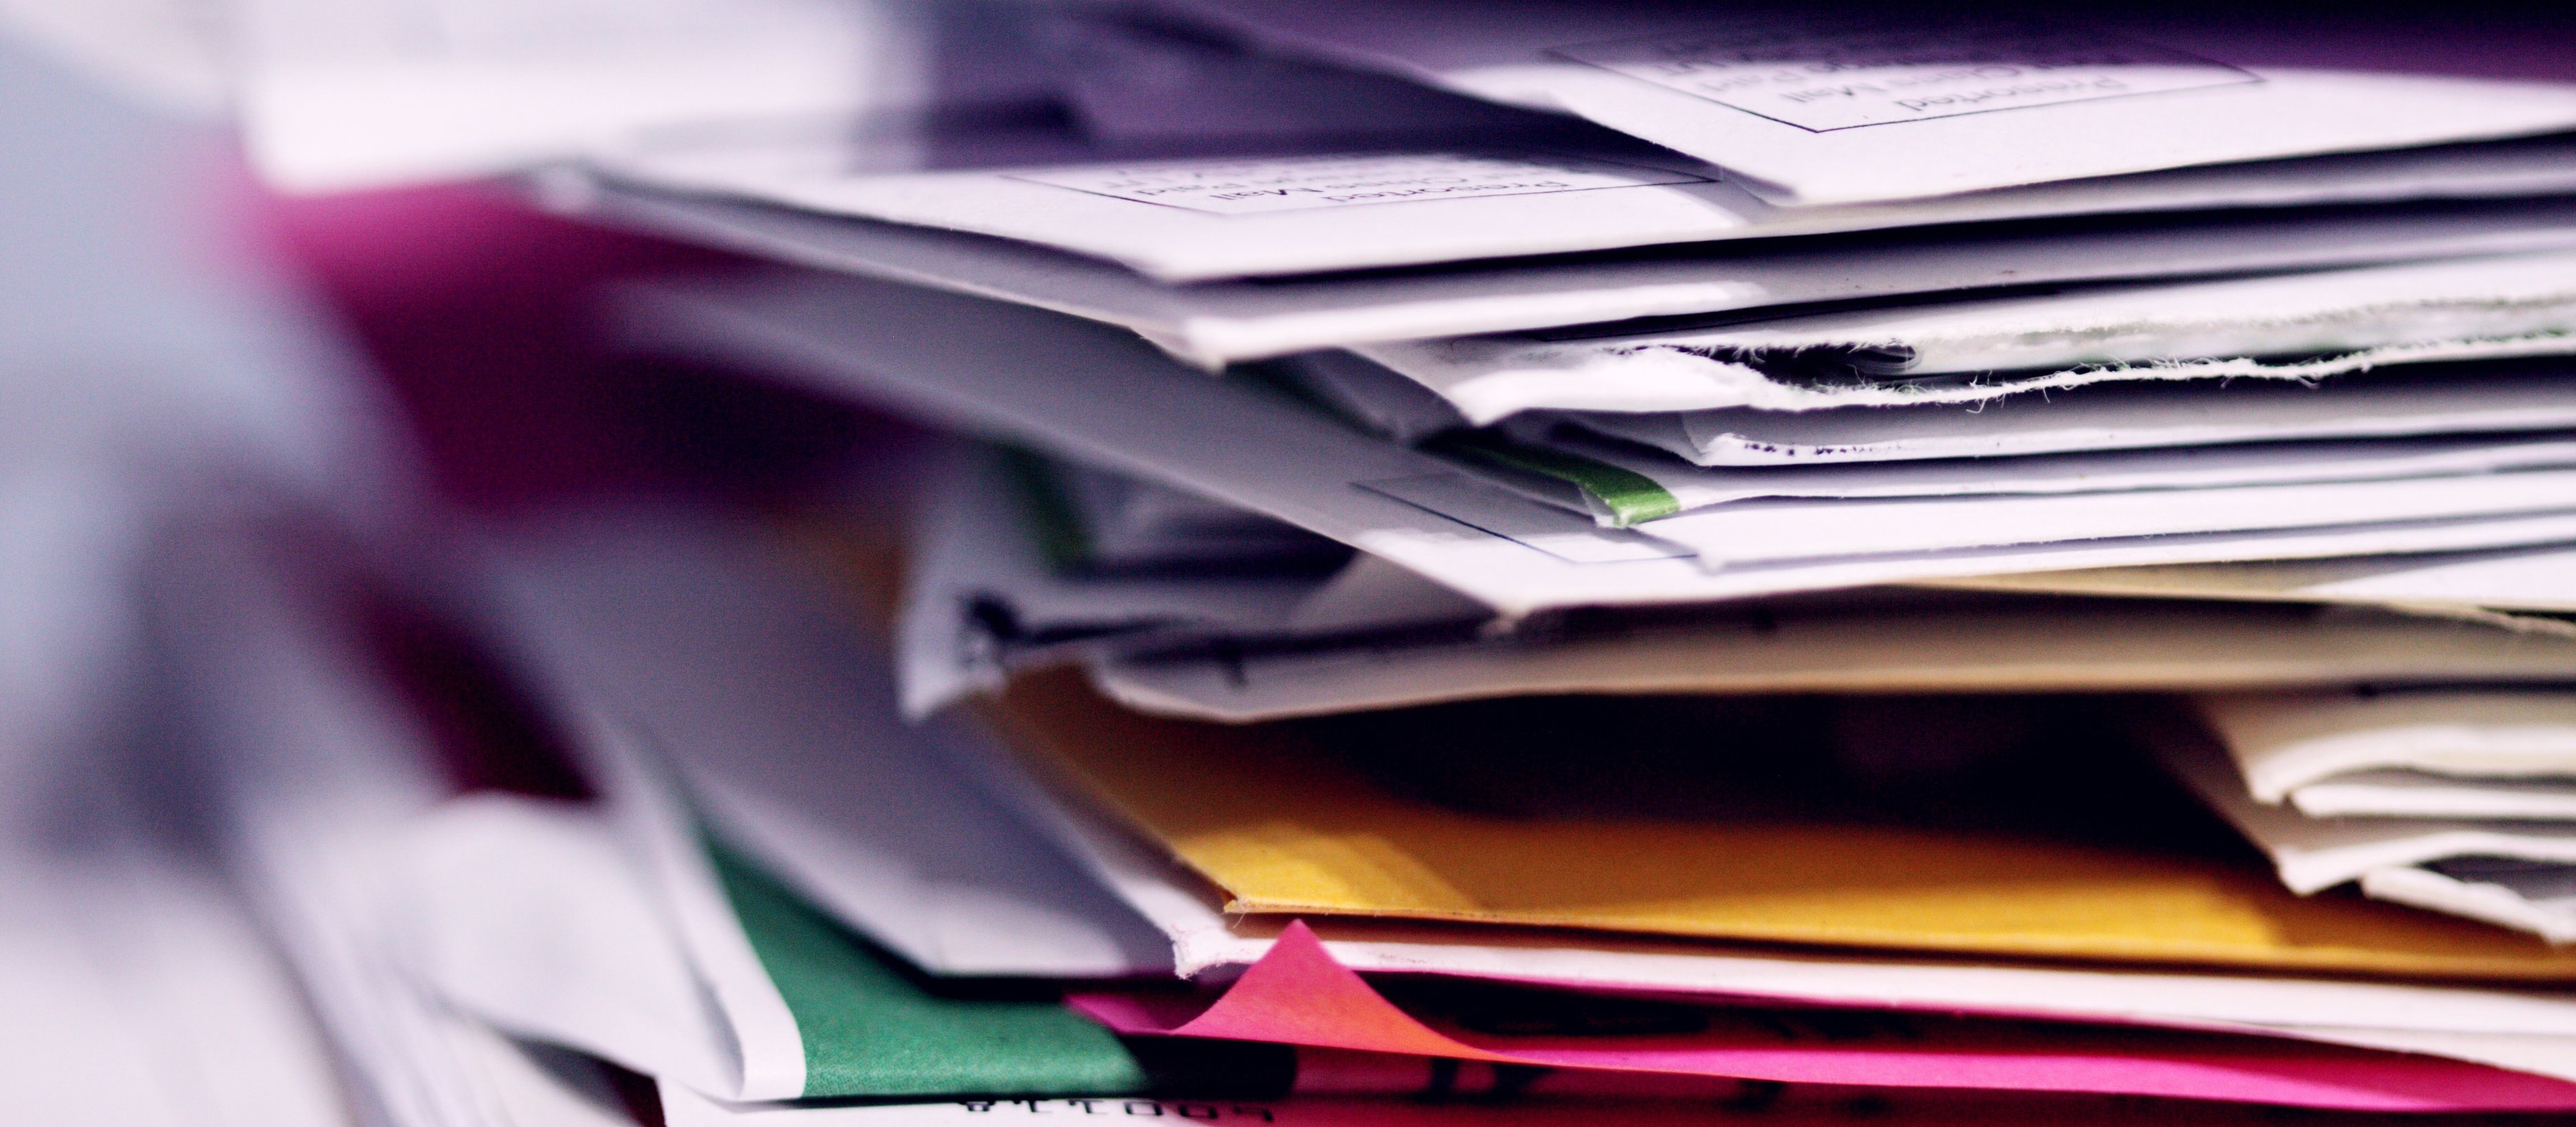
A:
[557,0,2576,1113]
[154,500,2576,1126]
[31,0,2576,1124]
[548,0,2576,629]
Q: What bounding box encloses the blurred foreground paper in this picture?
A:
[0,34,401,821]
[477,506,1173,978]
[0,800,347,1127]
[235,0,1052,190]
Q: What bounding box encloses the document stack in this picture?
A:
[17,1,2576,1126]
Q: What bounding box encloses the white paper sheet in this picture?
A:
[1933,544,2576,616]
[1359,250,2576,418]
[568,176,2576,365]
[1503,429,2576,527]
[2197,690,2576,802]
[2366,861,2576,945]
[587,116,2576,282]
[2289,771,2576,822]
[1152,0,2576,204]
[903,444,2573,720]
[1638,467,2576,567]
[612,269,2576,615]
[2185,689,2576,822]
[2160,718,2576,895]
[2364,868,2576,945]
[1279,350,1471,441]
[592,709,813,1100]
[590,133,1777,281]
[1093,599,2576,723]
[1563,363,2576,466]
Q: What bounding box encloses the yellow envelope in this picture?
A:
[981,669,2576,982]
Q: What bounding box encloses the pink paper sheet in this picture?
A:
[1073,923,2576,1113]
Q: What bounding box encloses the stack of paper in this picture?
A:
[23,0,2576,1123]
[369,506,2576,1119]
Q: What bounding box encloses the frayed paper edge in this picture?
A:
[1624,331,2576,414]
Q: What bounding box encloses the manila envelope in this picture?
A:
[978,669,2576,982]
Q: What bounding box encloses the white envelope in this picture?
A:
[572,176,2576,365]
[588,117,2576,281]
[1358,251,2576,418]
[1155,0,2576,204]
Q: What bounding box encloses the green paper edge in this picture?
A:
[707,840,1151,1099]
[1429,433,1683,526]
